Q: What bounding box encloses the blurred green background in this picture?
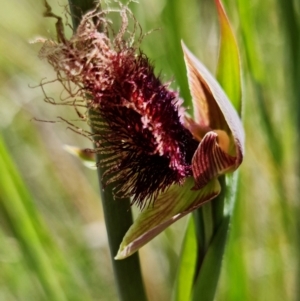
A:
[0,0,298,300]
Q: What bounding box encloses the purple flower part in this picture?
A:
[39,8,198,207]
[93,53,199,207]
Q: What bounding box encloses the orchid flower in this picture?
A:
[38,1,244,260]
[115,41,244,259]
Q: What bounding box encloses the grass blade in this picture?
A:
[173,217,197,301]
[192,216,230,301]
[0,135,68,301]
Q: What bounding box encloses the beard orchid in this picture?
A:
[38,2,244,260]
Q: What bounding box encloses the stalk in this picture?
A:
[192,175,229,301]
[67,1,147,300]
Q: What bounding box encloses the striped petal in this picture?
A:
[192,131,235,190]
[182,43,244,188]
[115,177,220,259]
[182,42,244,163]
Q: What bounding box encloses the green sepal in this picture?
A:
[115,178,221,259]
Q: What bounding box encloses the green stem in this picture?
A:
[201,202,213,249]
[67,1,147,300]
[192,216,230,301]
[95,162,147,301]
[192,175,229,300]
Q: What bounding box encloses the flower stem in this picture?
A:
[67,1,147,300]
[95,160,148,301]
[192,175,229,300]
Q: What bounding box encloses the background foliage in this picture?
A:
[0,0,298,300]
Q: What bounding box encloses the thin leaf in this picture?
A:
[173,217,197,301]
[0,136,68,301]
[215,0,241,115]
[191,216,230,301]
